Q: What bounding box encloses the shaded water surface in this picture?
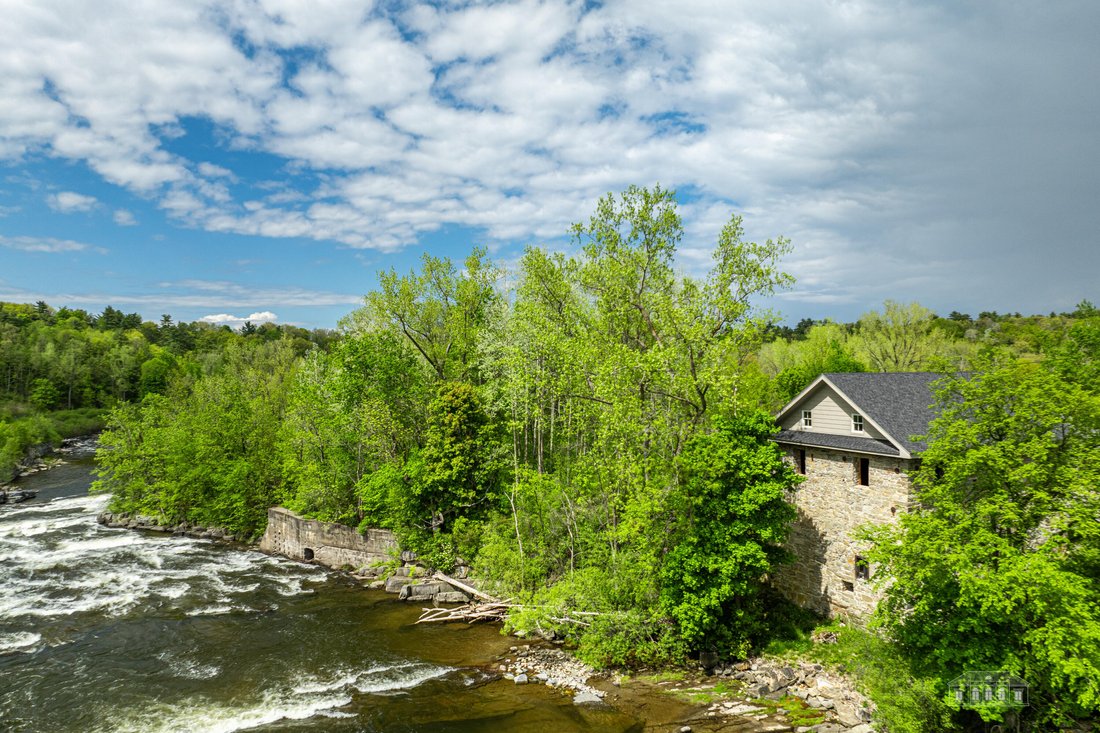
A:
[0,458,641,732]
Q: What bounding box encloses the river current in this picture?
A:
[0,456,642,732]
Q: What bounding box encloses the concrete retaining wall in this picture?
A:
[258,507,397,571]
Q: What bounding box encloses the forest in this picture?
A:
[4,186,1097,731]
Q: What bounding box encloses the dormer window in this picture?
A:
[852,414,864,432]
[802,410,812,428]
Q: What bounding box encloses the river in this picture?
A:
[0,454,649,732]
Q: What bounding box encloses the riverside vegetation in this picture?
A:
[13,187,1097,731]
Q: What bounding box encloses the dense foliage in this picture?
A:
[63,186,1099,728]
[0,300,333,481]
[864,348,1100,728]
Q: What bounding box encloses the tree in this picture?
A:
[365,248,499,382]
[853,300,955,371]
[28,378,60,411]
[412,382,504,530]
[661,411,798,655]
[863,358,1100,727]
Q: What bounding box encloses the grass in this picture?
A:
[751,695,828,728]
[673,679,741,704]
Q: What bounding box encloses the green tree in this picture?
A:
[853,300,956,371]
[413,382,504,531]
[28,378,61,411]
[662,411,798,655]
[863,359,1100,727]
[364,248,499,382]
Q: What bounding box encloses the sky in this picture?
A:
[1,0,1098,330]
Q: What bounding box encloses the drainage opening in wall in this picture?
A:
[303,548,315,561]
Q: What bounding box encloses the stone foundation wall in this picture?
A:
[773,448,912,620]
[259,507,397,571]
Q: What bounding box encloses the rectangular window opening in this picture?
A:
[842,581,854,592]
[802,410,812,428]
[797,449,806,475]
[855,555,870,581]
[852,414,864,432]
[858,457,870,486]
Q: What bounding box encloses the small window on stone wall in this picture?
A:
[857,457,870,486]
[842,581,854,592]
[855,555,870,581]
[797,449,806,475]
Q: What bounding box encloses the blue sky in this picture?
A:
[1,0,1098,330]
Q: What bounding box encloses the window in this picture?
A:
[852,414,864,432]
[802,410,812,428]
[797,449,806,475]
[858,457,870,486]
[842,581,854,592]
[855,555,870,581]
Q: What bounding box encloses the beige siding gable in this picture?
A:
[781,383,886,440]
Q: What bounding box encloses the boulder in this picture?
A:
[434,591,470,604]
[834,701,865,727]
[573,691,602,705]
[384,576,416,593]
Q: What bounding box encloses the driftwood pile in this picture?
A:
[415,572,515,624]
[414,572,599,630]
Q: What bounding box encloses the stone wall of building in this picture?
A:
[258,507,398,571]
[773,448,912,620]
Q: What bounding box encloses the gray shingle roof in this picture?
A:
[772,429,900,456]
[822,372,943,454]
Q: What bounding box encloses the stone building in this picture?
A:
[770,372,942,620]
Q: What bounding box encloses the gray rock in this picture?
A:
[834,702,865,727]
[514,674,528,685]
[434,591,470,604]
[573,691,602,705]
[847,725,874,733]
[452,565,470,579]
[384,576,416,593]
[745,682,769,698]
[400,550,418,562]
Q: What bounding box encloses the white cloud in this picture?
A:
[47,191,99,213]
[0,235,91,253]
[113,209,138,226]
[0,1,1097,319]
[199,311,279,329]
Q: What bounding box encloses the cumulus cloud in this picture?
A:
[47,191,98,213]
[1,1,1097,317]
[199,311,278,329]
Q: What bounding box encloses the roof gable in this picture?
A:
[775,372,943,458]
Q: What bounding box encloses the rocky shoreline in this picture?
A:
[96,503,876,733]
[96,510,253,543]
[2,435,99,485]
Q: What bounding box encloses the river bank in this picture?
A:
[88,459,874,733]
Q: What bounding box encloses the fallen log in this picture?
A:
[430,572,499,603]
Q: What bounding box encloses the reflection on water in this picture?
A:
[0,458,641,733]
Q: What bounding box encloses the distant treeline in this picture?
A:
[0,301,335,478]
